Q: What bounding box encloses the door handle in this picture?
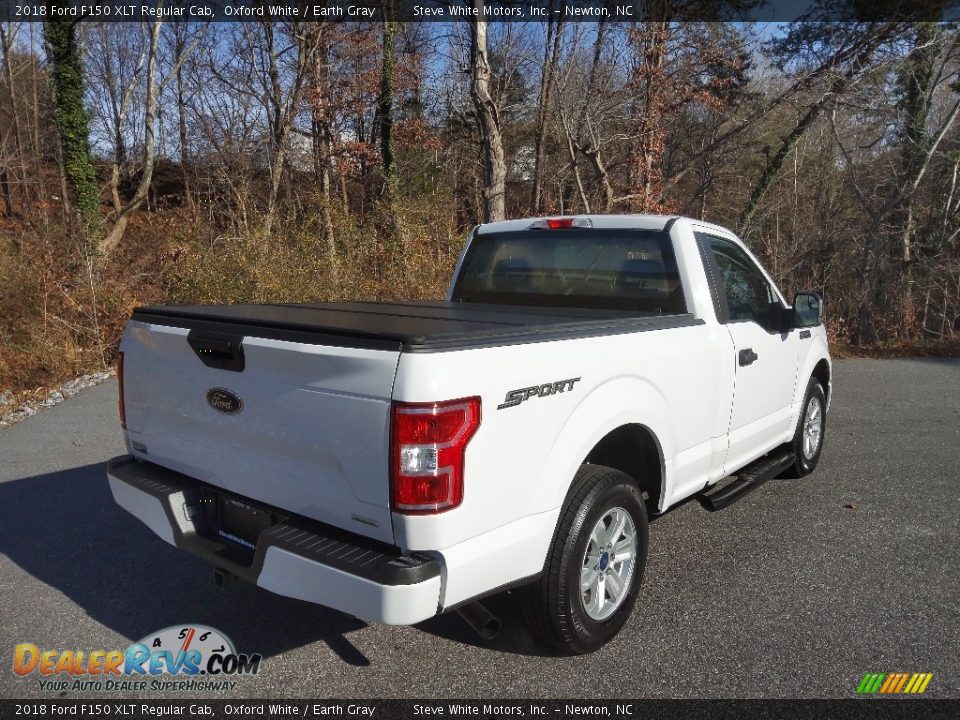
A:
[738,348,758,366]
[799,329,811,339]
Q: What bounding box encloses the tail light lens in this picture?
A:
[529,217,593,230]
[391,397,481,514]
[117,351,126,429]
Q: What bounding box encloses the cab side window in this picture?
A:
[700,235,780,329]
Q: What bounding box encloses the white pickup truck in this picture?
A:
[108,214,831,654]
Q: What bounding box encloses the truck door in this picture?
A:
[694,232,801,473]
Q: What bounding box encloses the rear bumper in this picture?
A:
[106,455,442,625]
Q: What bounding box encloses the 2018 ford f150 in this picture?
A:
[108,215,831,654]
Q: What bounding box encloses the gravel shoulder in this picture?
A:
[0,370,115,429]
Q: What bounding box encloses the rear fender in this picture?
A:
[539,375,673,513]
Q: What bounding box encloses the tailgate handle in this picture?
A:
[187,331,245,372]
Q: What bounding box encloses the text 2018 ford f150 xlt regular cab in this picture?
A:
[108,215,831,654]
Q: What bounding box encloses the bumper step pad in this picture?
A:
[106,455,440,586]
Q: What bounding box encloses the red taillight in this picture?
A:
[390,397,481,514]
[547,218,575,229]
[117,351,126,429]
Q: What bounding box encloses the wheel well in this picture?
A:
[583,424,663,513]
[812,359,831,402]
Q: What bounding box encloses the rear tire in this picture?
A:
[780,377,827,478]
[521,464,648,655]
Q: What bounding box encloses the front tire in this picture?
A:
[780,377,827,478]
[521,464,649,655]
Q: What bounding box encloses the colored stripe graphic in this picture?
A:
[894,673,910,693]
[879,674,898,693]
[891,673,909,693]
[857,672,932,694]
[857,673,886,694]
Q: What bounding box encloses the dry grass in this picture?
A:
[0,197,463,397]
[1,198,957,403]
[831,335,960,359]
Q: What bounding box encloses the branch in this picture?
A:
[829,107,880,223]
[99,17,163,255]
[878,93,960,217]
[158,26,205,93]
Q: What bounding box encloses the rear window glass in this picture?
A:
[452,229,686,313]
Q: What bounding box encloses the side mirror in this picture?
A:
[793,292,823,328]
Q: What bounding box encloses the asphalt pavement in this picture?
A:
[0,358,957,699]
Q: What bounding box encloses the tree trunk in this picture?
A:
[99,19,163,256]
[559,109,589,212]
[313,119,337,263]
[95,26,147,219]
[0,167,13,219]
[306,24,338,270]
[531,10,563,214]
[43,13,101,246]
[583,143,613,212]
[1,24,28,216]
[264,23,284,235]
[579,16,612,212]
[261,23,319,237]
[854,220,881,345]
[29,23,49,225]
[379,10,397,196]
[627,20,670,213]
[895,22,940,333]
[101,28,126,213]
[378,8,405,252]
[174,27,193,211]
[469,4,506,223]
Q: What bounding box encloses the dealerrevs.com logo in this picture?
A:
[13,625,262,692]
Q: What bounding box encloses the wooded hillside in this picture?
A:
[2,12,960,395]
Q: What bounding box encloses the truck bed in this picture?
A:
[132,301,702,352]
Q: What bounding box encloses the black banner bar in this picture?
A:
[1,0,959,23]
[2,700,960,720]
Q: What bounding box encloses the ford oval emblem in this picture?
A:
[206,387,243,415]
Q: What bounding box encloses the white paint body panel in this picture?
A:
[116,214,831,621]
[120,327,400,544]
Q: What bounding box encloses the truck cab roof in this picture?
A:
[475,214,739,241]
[475,214,677,235]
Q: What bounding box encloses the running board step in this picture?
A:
[696,451,794,512]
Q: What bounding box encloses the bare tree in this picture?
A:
[468,0,505,223]
[738,24,900,234]
[97,17,201,255]
[530,6,564,214]
[0,23,28,217]
[97,19,161,255]
[251,22,324,235]
[171,22,195,210]
[86,23,145,214]
[303,23,338,261]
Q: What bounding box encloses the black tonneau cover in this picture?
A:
[132,301,702,352]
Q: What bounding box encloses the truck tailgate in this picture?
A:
[120,319,401,544]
